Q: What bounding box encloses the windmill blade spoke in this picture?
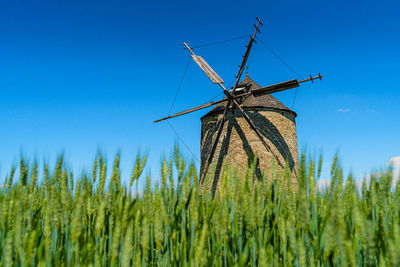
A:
[191,55,224,84]
[154,92,251,124]
[153,98,226,123]
[251,74,323,96]
[251,79,299,96]
[182,42,225,85]
[231,18,263,93]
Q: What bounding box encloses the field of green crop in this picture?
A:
[0,147,399,266]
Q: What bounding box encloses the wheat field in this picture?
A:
[0,147,399,266]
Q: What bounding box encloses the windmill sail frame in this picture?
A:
[153,18,323,192]
[191,55,224,84]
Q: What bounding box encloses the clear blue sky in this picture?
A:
[1,0,399,184]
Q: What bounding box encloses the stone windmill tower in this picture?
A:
[154,18,322,194]
[200,74,299,190]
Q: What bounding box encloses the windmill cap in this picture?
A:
[201,76,297,119]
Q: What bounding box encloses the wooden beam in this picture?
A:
[153,98,227,123]
[231,18,262,93]
[251,79,299,96]
[251,74,323,96]
[191,55,224,84]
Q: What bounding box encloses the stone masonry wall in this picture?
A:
[200,107,298,194]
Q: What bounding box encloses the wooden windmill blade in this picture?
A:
[155,28,261,126]
[154,42,230,124]
[252,79,299,96]
[190,55,224,84]
[251,74,323,96]
[230,18,261,91]
[182,42,225,84]
[153,97,228,123]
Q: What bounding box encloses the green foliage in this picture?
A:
[0,149,399,266]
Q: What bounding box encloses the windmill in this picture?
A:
[154,18,322,193]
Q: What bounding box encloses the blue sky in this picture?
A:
[1,0,399,184]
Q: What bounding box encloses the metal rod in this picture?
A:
[298,74,323,84]
[231,18,263,93]
[182,42,195,55]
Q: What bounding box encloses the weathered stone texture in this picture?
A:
[200,107,298,192]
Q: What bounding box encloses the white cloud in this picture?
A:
[363,167,400,190]
[337,108,351,113]
[316,178,350,191]
[316,178,330,190]
[131,190,143,198]
[387,156,400,187]
[393,169,400,186]
[387,156,400,168]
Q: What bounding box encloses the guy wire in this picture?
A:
[169,57,191,115]
[255,36,303,110]
[166,120,200,162]
[191,35,248,49]
[166,56,200,162]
